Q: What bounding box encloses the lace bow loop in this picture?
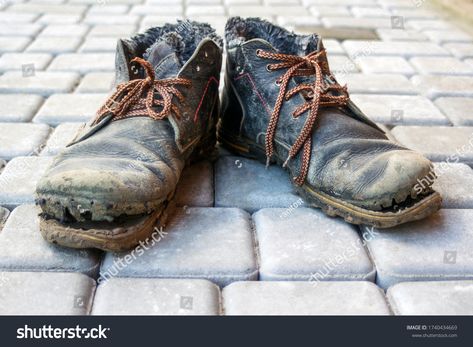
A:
[93,57,191,125]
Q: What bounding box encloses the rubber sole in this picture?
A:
[218,132,442,228]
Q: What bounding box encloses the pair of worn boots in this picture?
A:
[36,18,441,252]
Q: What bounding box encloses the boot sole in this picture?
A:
[218,133,442,228]
[39,134,216,252]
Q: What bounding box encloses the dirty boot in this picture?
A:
[36,21,222,251]
[218,17,441,228]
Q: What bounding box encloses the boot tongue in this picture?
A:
[144,33,184,79]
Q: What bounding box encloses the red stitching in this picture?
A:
[234,73,271,116]
[193,76,219,123]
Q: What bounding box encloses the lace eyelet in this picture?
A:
[266,64,272,72]
[256,49,262,56]
[275,79,282,86]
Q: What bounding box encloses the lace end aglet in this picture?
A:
[265,157,271,168]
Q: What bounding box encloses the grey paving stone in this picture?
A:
[435,97,473,126]
[0,37,31,53]
[228,5,307,16]
[432,163,473,209]
[276,16,322,28]
[186,5,224,16]
[33,93,106,125]
[0,12,38,23]
[0,71,80,96]
[443,42,473,60]
[101,208,257,287]
[76,72,115,93]
[0,94,43,122]
[0,205,101,276]
[308,5,351,17]
[343,40,449,58]
[322,17,393,29]
[26,36,82,54]
[39,24,89,37]
[87,24,137,38]
[351,94,449,125]
[387,281,473,315]
[362,209,473,289]
[175,161,213,207]
[6,3,87,15]
[223,281,391,315]
[0,23,43,37]
[88,4,130,15]
[92,278,220,315]
[391,126,473,163]
[408,19,456,31]
[327,55,358,73]
[48,54,115,74]
[424,29,473,44]
[321,39,345,55]
[411,75,473,99]
[83,14,140,25]
[0,272,96,315]
[351,6,391,18]
[376,29,428,42]
[410,57,473,76]
[391,8,439,19]
[79,37,117,53]
[37,14,82,24]
[0,123,50,160]
[40,123,83,156]
[336,74,417,95]
[0,53,52,72]
[254,208,375,281]
[356,56,416,76]
[130,5,183,15]
[215,156,304,213]
[0,156,53,208]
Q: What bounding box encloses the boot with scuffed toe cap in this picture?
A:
[36,21,222,251]
[218,17,441,228]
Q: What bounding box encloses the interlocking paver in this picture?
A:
[0,206,9,230]
[356,56,415,76]
[0,37,31,53]
[327,55,358,73]
[0,53,52,72]
[33,93,106,125]
[37,14,82,24]
[309,5,351,17]
[87,4,130,15]
[0,272,95,315]
[276,16,322,28]
[92,278,220,315]
[6,3,87,15]
[410,57,473,76]
[435,97,473,126]
[0,94,43,122]
[83,14,140,25]
[175,161,214,207]
[0,123,50,160]
[408,19,456,31]
[223,281,391,315]
[362,209,473,289]
[0,204,101,276]
[40,123,83,156]
[443,42,473,59]
[336,74,417,95]
[424,29,473,44]
[254,208,375,281]
[79,37,118,53]
[351,94,449,125]
[0,12,38,23]
[0,23,43,37]
[39,24,89,37]
[391,126,473,163]
[0,156,53,207]
[387,281,473,315]
[432,163,473,209]
[26,36,82,54]
[0,71,80,96]
[76,72,115,93]
[101,208,257,287]
[215,156,304,213]
[87,24,137,37]
[351,6,391,18]
[343,40,449,58]
[48,54,115,74]
[411,75,473,99]
[375,29,428,42]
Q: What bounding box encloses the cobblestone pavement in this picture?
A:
[1,0,473,315]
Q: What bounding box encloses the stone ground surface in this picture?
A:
[0,0,473,315]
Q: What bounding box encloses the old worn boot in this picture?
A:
[36,21,222,251]
[219,17,441,228]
